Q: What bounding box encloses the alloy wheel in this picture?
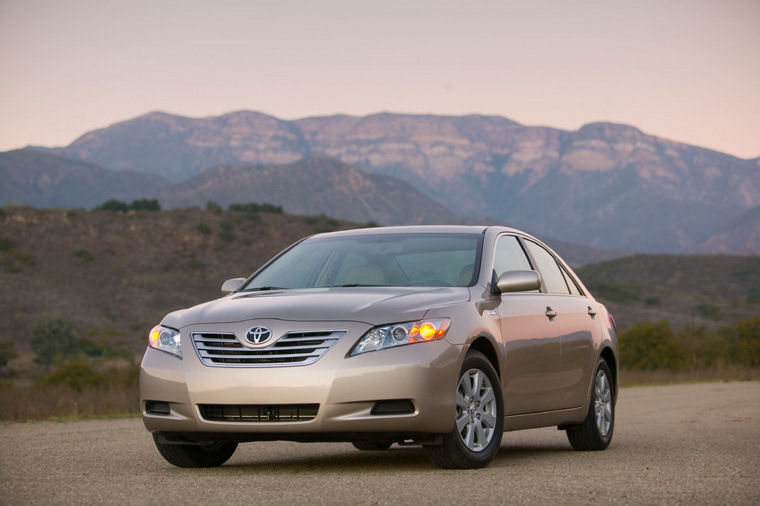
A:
[455,368,498,452]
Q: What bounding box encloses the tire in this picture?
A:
[351,441,393,451]
[423,350,503,469]
[565,359,614,451]
[152,433,238,468]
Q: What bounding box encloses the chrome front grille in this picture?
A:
[191,330,346,367]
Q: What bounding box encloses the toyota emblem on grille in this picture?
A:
[245,326,272,344]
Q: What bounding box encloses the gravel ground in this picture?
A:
[1,382,759,505]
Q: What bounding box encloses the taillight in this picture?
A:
[609,313,617,333]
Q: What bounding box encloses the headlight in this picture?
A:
[148,325,182,357]
[350,318,451,356]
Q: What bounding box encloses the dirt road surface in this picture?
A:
[2,382,759,505]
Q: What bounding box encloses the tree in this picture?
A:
[131,199,161,211]
[94,199,130,212]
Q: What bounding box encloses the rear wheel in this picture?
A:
[152,434,238,467]
[423,350,503,469]
[565,359,614,451]
[351,441,393,451]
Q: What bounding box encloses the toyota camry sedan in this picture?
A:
[140,226,617,469]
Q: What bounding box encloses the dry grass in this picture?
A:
[620,366,760,387]
[0,384,139,422]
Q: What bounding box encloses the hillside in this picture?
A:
[0,149,166,208]
[0,206,362,353]
[35,110,760,253]
[158,156,462,226]
[578,254,760,329]
[1,207,757,355]
[691,206,760,254]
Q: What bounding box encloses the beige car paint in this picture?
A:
[140,225,617,441]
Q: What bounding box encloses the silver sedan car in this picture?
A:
[140,226,617,469]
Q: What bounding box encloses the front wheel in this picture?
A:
[565,359,615,451]
[152,433,238,467]
[423,350,503,469]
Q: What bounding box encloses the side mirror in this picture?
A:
[221,278,246,294]
[495,270,541,294]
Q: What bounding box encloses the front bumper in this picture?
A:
[140,320,462,436]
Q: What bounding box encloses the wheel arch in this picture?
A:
[599,346,618,402]
[468,336,500,378]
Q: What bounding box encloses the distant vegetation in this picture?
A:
[619,317,760,371]
[228,202,283,214]
[95,198,161,211]
[578,254,760,330]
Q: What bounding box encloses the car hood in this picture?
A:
[162,286,470,328]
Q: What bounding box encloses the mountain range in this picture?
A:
[5,110,758,254]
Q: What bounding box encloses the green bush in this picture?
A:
[41,361,108,391]
[0,340,18,367]
[618,320,685,371]
[131,198,161,211]
[95,199,130,212]
[719,317,760,367]
[228,202,283,214]
[0,237,13,251]
[196,223,211,235]
[30,316,77,365]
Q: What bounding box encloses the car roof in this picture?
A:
[312,225,524,238]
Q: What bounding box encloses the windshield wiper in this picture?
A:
[242,286,286,292]
[327,284,382,287]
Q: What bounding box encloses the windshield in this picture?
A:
[242,233,483,289]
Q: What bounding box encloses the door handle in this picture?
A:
[545,307,557,319]
[587,306,597,318]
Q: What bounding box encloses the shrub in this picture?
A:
[618,320,685,371]
[41,361,108,391]
[219,220,236,242]
[30,316,77,365]
[186,257,205,270]
[196,223,211,235]
[1,248,35,273]
[0,238,13,251]
[0,207,5,220]
[74,249,95,262]
[719,317,760,367]
[697,302,722,321]
[131,198,161,211]
[206,201,223,214]
[95,199,130,212]
[0,340,18,367]
[229,202,283,214]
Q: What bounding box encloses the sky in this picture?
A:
[1,0,758,158]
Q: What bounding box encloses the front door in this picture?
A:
[493,235,565,415]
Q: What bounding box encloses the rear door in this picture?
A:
[494,235,565,414]
[522,239,597,410]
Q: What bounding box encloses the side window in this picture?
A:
[524,240,570,294]
[560,265,583,296]
[493,235,531,278]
